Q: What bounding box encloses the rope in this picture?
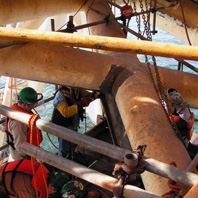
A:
[178,0,192,45]
[28,114,39,198]
[162,162,181,198]
[28,114,49,198]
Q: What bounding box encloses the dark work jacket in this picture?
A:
[51,87,83,131]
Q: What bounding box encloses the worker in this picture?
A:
[0,159,56,198]
[5,87,44,162]
[51,86,100,159]
[165,88,197,158]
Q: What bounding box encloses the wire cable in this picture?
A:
[57,0,88,31]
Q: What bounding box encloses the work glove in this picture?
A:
[89,91,101,100]
[75,97,94,111]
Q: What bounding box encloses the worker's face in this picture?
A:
[18,102,35,112]
[24,103,35,112]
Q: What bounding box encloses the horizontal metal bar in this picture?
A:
[0,27,198,61]
[20,142,161,198]
[0,104,197,187]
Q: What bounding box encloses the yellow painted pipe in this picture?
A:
[0,27,198,61]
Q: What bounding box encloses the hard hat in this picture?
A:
[164,89,176,114]
[61,180,87,198]
[17,87,43,105]
[54,172,70,195]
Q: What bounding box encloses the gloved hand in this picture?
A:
[75,97,94,110]
[89,91,101,100]
[93,91,101,99]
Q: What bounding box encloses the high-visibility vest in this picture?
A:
[1,159,49,198]
[5,104,43,149]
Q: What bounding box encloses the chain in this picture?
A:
[137,0,186,145]
[133,1,141,35]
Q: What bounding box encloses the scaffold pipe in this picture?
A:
[20,142,161,198]
[0,27,198,61]
[0,104,197,187]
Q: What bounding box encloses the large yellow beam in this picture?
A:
[0,27,198,61]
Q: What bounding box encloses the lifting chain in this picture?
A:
[133,1,141,35]
[137,0,186,145]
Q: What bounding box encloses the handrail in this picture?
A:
[0,104,197,187]
[20,142,161,198]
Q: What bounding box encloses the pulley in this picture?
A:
[120,1,133,18]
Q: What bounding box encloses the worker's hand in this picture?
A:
[93,91,101,99]
[88,91,101,100]
[75,97,94,110]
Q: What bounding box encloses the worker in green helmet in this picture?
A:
[5,87,44,162]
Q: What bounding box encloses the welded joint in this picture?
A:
[99,64,133,96]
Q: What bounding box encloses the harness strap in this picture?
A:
[5,118,15,150]
[10,160,23,190]
[1,163,13,196]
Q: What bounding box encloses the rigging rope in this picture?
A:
[28,114,49,198]
[162,162,181,198]
[178,0,192,46]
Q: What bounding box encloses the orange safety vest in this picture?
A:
[5,104,43,148]
[169,112,194,141]
[1,159,49,198]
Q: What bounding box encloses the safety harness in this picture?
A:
[0,159,49,198]
[5,104,43,150]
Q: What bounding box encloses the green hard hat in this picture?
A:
[61,180,87,198]
[54,172,70,193]
[17,87,43,104]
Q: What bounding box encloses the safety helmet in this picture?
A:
[61,180,87,198]
[17,87,43,105]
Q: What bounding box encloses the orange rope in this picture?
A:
[28,114,39,198]
[28,114,49,198]
[162,161,181,198]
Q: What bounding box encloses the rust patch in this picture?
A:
[94,42,107,49]
[100,64,133,96]
[130,110,137,116]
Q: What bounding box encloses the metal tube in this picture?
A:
[0,104,198,187]
[0,27,198,61]
[186,152,198,172]
[114,71,192,194]
[20,142,161,198]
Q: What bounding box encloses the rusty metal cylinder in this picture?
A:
[114,70,192,195]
